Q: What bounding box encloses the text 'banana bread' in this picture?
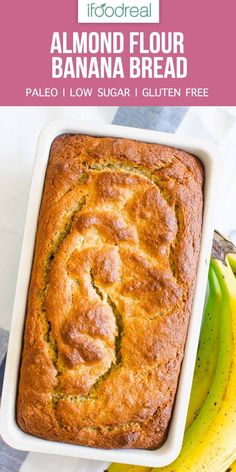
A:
[17,134,204,449]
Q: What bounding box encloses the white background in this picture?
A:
[0,106,236,472]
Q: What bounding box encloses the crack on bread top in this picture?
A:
[40,196,87,375]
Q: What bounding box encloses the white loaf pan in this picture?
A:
[0,119,219,467]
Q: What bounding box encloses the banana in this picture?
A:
[185,267,221,429]
[108,465,150,472]
[193,256,236,472]
[226,460,236,471]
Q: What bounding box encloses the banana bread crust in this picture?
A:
[17,134,204,449]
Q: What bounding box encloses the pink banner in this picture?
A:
[0,0,235,105]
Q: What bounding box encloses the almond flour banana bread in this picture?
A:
[17,134,204,450]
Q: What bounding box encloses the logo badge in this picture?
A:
[78,0,160,23]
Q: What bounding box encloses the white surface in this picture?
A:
[20,453,109,472]
[178,107,236,238]
[0,119,218,467]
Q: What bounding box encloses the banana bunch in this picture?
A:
[108,231,236,472]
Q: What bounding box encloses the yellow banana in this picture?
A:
[108,465,150,472]
[226,460,236,471]
[190,256,236,472]
[185,267,221,429]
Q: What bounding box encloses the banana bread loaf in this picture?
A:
[17,134,204,449]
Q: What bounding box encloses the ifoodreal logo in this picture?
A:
[78,0,160,23]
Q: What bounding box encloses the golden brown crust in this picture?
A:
[17,134,204,449]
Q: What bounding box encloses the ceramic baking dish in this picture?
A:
[0,119,219,467]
